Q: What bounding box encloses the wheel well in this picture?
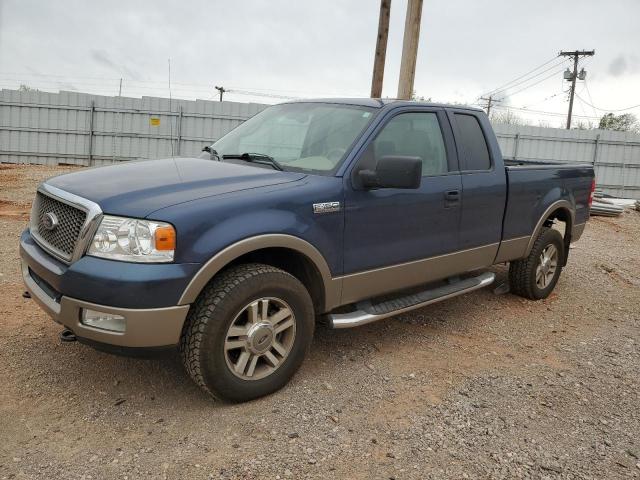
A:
[543,207,572,264]
[225,247,326,314]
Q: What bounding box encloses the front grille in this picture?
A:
[32,192,87,261]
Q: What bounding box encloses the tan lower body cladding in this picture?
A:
[337,242,501,305]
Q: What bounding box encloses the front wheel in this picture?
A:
[180,263,315,402]
[509,226,564,300]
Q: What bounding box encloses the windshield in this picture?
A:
[211,102,376,174]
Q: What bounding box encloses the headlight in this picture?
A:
[87,215,175,263]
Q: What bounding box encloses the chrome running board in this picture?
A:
[327,272,495,329]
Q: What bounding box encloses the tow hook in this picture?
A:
[59,328,77,342]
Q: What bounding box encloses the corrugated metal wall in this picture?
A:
[493,124,640,198]
[0,89,266,167]
[2,89,640,198]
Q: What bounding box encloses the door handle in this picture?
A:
[444,190,460,201]
[444,190,460,208]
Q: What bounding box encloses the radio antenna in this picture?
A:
[168,58,174,156]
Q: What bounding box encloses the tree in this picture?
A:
[598,113,639,132]
[410,91,430,101]
[574,120,596,130]
[18,84,37,92]
[490,110,529,126]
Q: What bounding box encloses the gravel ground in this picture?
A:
[1,164,639,480]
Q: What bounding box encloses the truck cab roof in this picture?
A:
[286,97,485,113]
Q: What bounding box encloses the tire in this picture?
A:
[180,263,315,402]
[509,226,564,300]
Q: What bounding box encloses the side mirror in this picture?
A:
[359,156,422,189]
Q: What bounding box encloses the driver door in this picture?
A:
[341,108,462,303]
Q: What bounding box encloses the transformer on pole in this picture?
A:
[559,50,595,129]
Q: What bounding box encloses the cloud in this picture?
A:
[608,55,640,77]
[609,56,628,76]
[1,0,639,122]
[91,49,140,80]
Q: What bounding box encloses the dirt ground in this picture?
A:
[1,164,639,480]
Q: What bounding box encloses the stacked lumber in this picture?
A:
[591,190,624,217]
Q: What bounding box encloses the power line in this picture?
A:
[583,81,599,118]
[495,67,568,101]
[574,93,640,113]
[478,56,565,99]
[522,91,563,109]
[227,89,298,100]
[576,91,590,122]
[0,74,370,101]
[491,104,600,119]
[489,60,569,98]
[479,56,562,98]
[0,69,364,97]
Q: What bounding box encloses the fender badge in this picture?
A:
[313,201,341,214]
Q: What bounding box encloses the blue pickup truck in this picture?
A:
[20,99,595,401]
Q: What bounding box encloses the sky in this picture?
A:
[1,0,639,127]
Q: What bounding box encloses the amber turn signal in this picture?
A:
[154,225,176,251]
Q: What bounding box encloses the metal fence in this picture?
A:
[493,124,640,199]
[0,89,266,167]
[2,89,640,198]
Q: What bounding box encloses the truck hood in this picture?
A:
[46,157,306,218]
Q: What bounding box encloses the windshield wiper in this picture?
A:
[221,152,284,171]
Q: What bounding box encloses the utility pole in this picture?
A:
[118,78,122,96]
[397,0,423,100]
[370,0,392,98]
[480,95,501,117]
[559,50,594,129]
[215,85,226,102]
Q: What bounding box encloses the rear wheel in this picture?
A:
[509,226,564,300]
[180,263,314,402]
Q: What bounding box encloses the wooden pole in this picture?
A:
[566,53,579,129]
[397,0,423,100]
[370,0,391,98]
[559,50,595,129]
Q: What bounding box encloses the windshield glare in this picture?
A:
[211,103,375,174]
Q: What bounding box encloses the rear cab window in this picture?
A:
[453,113,492,171]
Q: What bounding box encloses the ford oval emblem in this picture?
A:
[42,212,59,231]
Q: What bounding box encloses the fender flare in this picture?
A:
[178,234,341,310]
[524,200,575,256]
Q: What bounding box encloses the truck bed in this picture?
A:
[502,161,594,242]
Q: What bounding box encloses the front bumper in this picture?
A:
[22,260,189,347]
[20,230,192,348]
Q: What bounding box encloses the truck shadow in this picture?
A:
[16,266,531,411]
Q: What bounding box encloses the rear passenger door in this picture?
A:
[449,110,507,253]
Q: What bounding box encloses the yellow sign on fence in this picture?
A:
[150,117,161,126]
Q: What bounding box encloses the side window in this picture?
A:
[369,112,448,176]
[454,114,491,170]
